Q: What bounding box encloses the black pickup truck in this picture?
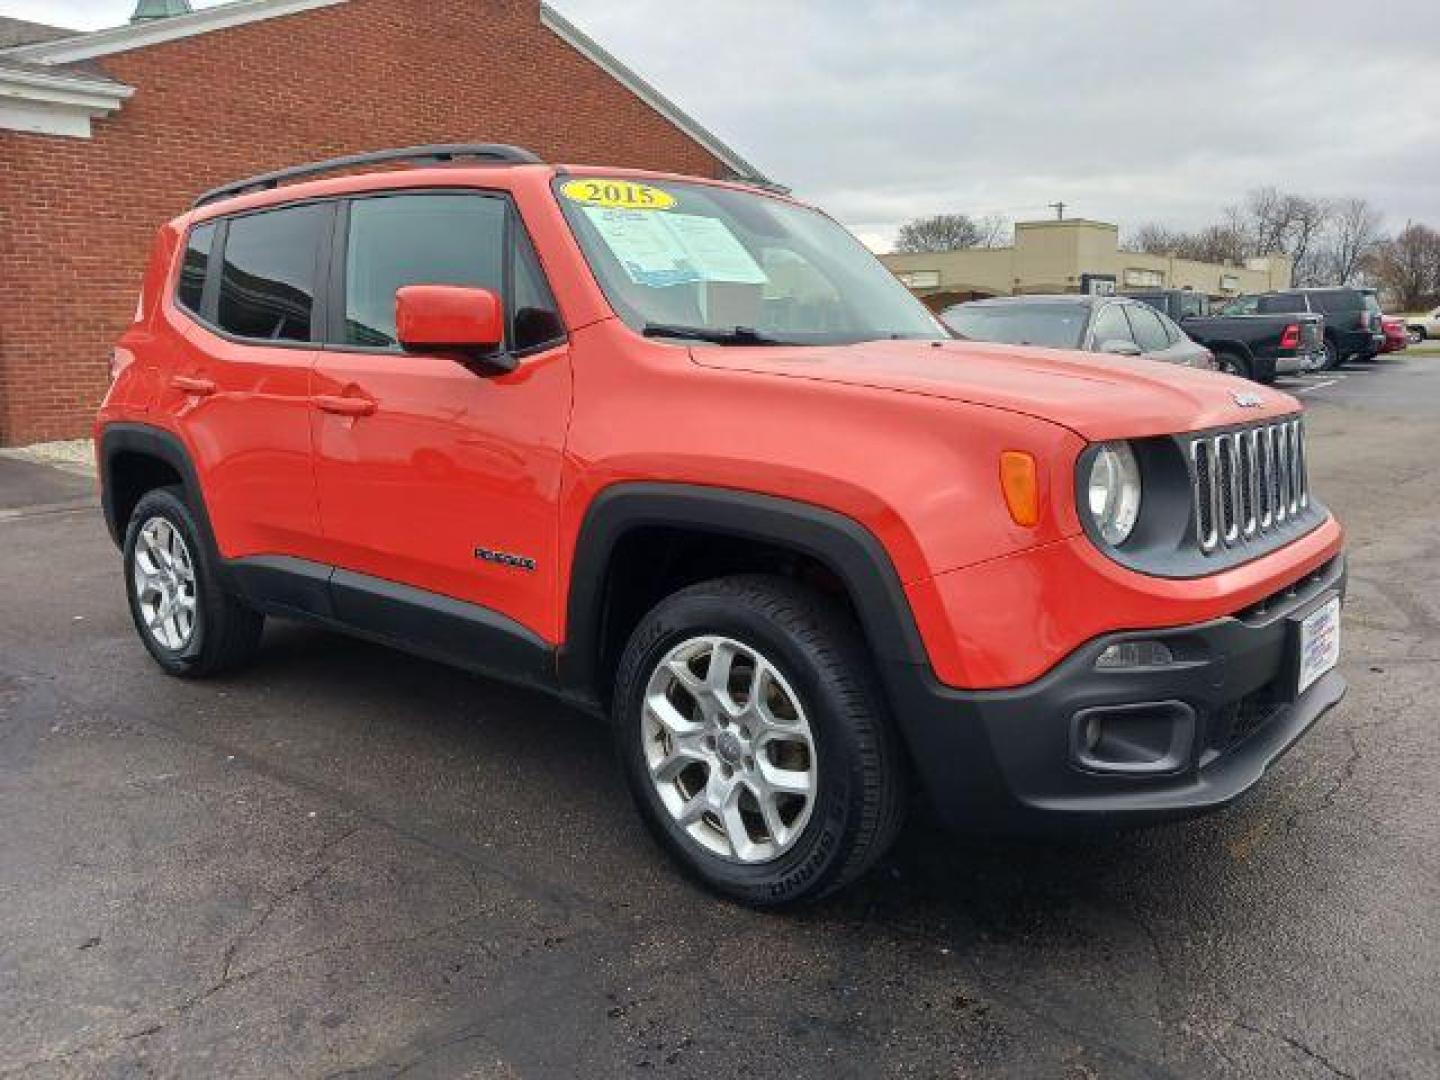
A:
[1124,289,1326,383]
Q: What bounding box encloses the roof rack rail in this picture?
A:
[191,143,544,208]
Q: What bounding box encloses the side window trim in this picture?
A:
[172,218,221,321]
[1118,304,1143,345]
[325,199,352,347]
[199,218,227,323]
[508,204,567,357]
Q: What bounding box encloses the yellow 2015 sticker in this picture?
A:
[561,178,676,211]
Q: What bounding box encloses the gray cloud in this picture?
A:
[9,0,1438,248]
[550,0,1440,248]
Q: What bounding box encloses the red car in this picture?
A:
[1381,315,1408,353]
[96,144,1347,905]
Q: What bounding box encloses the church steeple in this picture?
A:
[131,0,194,22]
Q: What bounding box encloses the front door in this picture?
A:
[310,191,571,643]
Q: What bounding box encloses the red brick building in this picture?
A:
[0,0,765,445]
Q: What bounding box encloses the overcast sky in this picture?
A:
[8,0,1438,250]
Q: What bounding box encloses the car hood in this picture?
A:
[691,338,1300,440]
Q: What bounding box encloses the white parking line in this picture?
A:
[1295,379,1341,394]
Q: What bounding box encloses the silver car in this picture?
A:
[941,295,1216,370]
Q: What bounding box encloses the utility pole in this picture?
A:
[1049,201,1066,221]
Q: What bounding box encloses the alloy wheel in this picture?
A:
[641,636,817,864]
[132,516,198,650]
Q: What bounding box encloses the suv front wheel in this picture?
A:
[612,575,905,906]
[124,486,264,677]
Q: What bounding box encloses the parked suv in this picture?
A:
[1226,287,1383,369]
[98,145,1348,906]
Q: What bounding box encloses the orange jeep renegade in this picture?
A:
[98,144,1346,905]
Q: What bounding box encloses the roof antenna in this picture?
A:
[1049,201,1066,221]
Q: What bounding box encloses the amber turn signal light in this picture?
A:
[999,451,1039,526]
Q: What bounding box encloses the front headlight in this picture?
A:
[1086,441,1142,545]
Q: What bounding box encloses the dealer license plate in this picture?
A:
[1297,596,1341,696]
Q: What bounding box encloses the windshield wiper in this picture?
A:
[642,323,785,346]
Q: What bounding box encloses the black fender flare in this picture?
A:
[557,483,932,703]
[98,423,223,571]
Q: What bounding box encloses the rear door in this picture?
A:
[309,190,571,642]
[165,203,330,562]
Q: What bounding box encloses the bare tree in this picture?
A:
[1325,197,1385,285]
[975,213,1012,248]
[1231,187,1332,283]
[1373,223,1440,310]
[1243,187,1294,258]
[894,213,1009,253]
[1181,223,1250,266]
[1122,221,1247,264]
[1123,223,1188,255]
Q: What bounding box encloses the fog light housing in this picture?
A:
[1095,640,1174,670]
[1071,701,1195,775]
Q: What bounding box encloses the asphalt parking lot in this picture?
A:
[2,354,1437,1079]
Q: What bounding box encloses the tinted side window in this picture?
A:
[344,194,505,348]
[218,205,327,342]
[1156,310,1184,345]
[1258,293,1306,314]
[1090,303,1135,348]
[177,222,216,315]
[1311,290,1361,314]
[1127,303,1171,352]
[1177,292,1207,319]
[511,224,565,352]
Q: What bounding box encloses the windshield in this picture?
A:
[941,303,1088,348]
[553,177,945,345]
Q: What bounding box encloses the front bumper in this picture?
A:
[887,554,1347,831]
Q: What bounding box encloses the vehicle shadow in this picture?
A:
[248,618,1264,938]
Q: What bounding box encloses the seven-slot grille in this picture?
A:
[1190,418,1308,553]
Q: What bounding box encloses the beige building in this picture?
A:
[881,218,1292,311]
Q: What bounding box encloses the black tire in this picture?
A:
[1214,350,1252,380]
[1321,338,1340,371]
[1407,327,1426,345]
[612,574,905,907]
[123,486,264,678]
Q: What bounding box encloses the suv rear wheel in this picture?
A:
[612,575,905,906]
[1321,338,1340,371]
[124,486,264,677]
